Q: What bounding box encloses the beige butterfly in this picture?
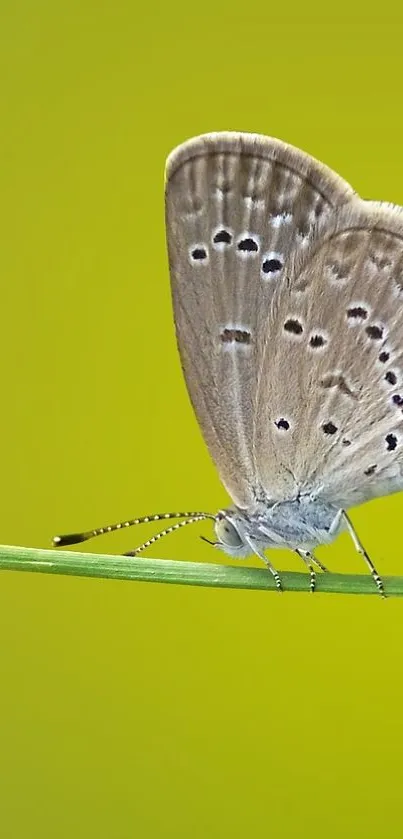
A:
[55,133,403,595]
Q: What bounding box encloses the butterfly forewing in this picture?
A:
[165,132,355,507]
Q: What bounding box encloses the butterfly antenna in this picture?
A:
[52,511,215,548]
[123,515,212,556]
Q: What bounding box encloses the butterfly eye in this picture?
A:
[214,517,243,548]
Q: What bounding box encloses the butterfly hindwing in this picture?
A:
[254,199,403,509]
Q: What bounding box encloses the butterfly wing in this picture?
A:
[254,198,403,509]
[165,132,355,508]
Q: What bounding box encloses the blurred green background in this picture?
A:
[1,2,403,837]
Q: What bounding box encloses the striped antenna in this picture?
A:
[123,515,211,556]
[52,510,215,548]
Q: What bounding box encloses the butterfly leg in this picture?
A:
[246,538,283,592]
[341,510,385,598]
[295,549,316,592]
[301,550,329,574]
[295,549,329,593]
[261,557,283,592]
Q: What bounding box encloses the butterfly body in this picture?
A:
[214,497,343,558]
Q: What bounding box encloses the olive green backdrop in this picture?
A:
[1,3,403,837]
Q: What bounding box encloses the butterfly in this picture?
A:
[54,132,403,595]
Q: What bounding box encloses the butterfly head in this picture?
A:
[200,508,253,558]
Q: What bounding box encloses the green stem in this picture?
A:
[0,544,401,596]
